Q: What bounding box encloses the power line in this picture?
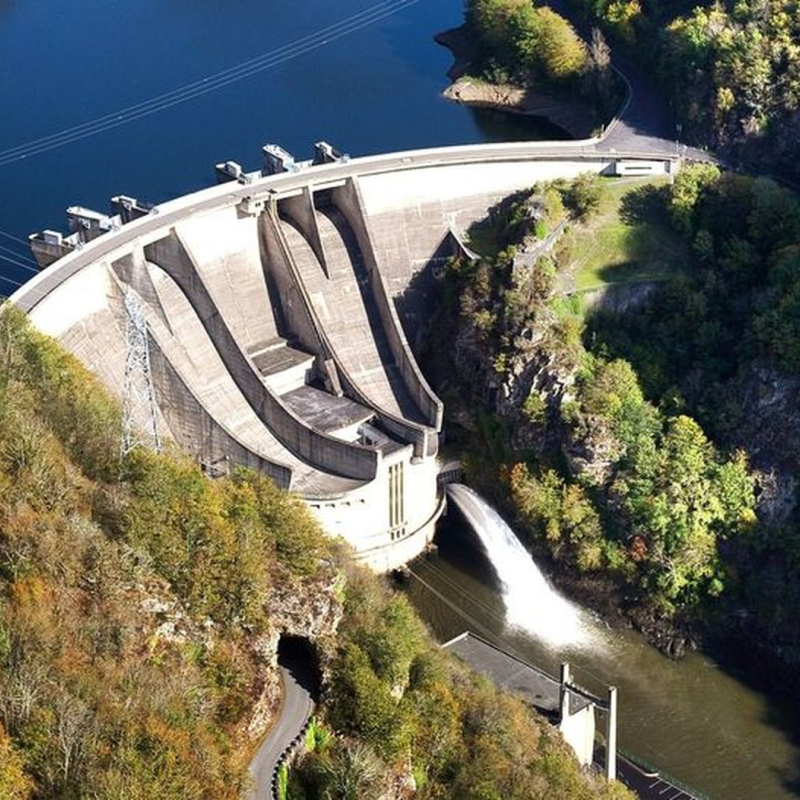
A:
[1,0,404,159]
[0,244,37,269]
[0,229,31,247]
[406,566,507,648]
[0,252,36,274]
[0,274,23,289]
[421,559,510,626]
[0,0,419,167]
[412,560,616,691]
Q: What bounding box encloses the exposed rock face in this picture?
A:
[453,325,503,408]
[722,365,800,525]
[562,413,622,487]
[247,571,344,741]
[452,290,579,461]
[753,468,797,526]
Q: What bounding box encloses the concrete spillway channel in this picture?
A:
[110,254,362,494]
[266,216,437,460]
[110,260,293,488]
[272,180,441,457]
[282,208,422,421]
[142,228,381,486]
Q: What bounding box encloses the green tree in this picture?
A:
[669,164,721,236]
[535,7,587,79]
[564,172,604,220]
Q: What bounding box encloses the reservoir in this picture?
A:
[0,0,560,289]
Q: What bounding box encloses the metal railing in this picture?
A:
[618,748,710,800]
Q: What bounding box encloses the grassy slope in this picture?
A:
[564,177,688,292]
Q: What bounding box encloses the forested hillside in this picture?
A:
[574,0,800,180]
[425,167,800,680]
[0,304,337,798]
[459,0,622,126]
[0,305,632,799]
[588,166,800,673]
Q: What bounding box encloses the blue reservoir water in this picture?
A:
[0,0,556,290]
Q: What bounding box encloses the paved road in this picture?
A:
[545,0,711,163]
[248,646,317,800]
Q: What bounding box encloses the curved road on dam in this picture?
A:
[7,144,690,316]
[248,645,317,800]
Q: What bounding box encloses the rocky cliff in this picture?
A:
[247,570,344,742]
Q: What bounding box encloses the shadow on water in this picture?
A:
[701,636,800,796]
[469,106,573,143]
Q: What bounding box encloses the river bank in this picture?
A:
[435,26,598,139]
[404,511,800,800]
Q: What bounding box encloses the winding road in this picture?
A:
[546,0,711,162]
[248,643,317,800]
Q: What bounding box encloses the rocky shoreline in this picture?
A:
[434,26,597,140]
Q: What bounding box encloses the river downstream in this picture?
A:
[405,503,800,800]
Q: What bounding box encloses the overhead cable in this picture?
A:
[0,0,418,166]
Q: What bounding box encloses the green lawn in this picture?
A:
[565,176,689,293]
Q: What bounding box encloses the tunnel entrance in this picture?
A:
[277,635,321,702]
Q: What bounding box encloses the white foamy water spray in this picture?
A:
[446,484,598,649]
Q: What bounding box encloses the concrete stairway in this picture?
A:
[282,208,425,424]
[247,337,314,395]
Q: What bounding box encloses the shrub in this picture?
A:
[564,172,605,220]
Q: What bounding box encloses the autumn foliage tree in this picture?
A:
[466,0,588,83]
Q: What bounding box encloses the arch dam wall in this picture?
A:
[10,142,677,571]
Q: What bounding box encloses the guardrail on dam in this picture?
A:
[9,139,679,570]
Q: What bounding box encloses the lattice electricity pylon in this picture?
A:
[121,289,161,456]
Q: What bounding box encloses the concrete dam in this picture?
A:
[11,140,678,570]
